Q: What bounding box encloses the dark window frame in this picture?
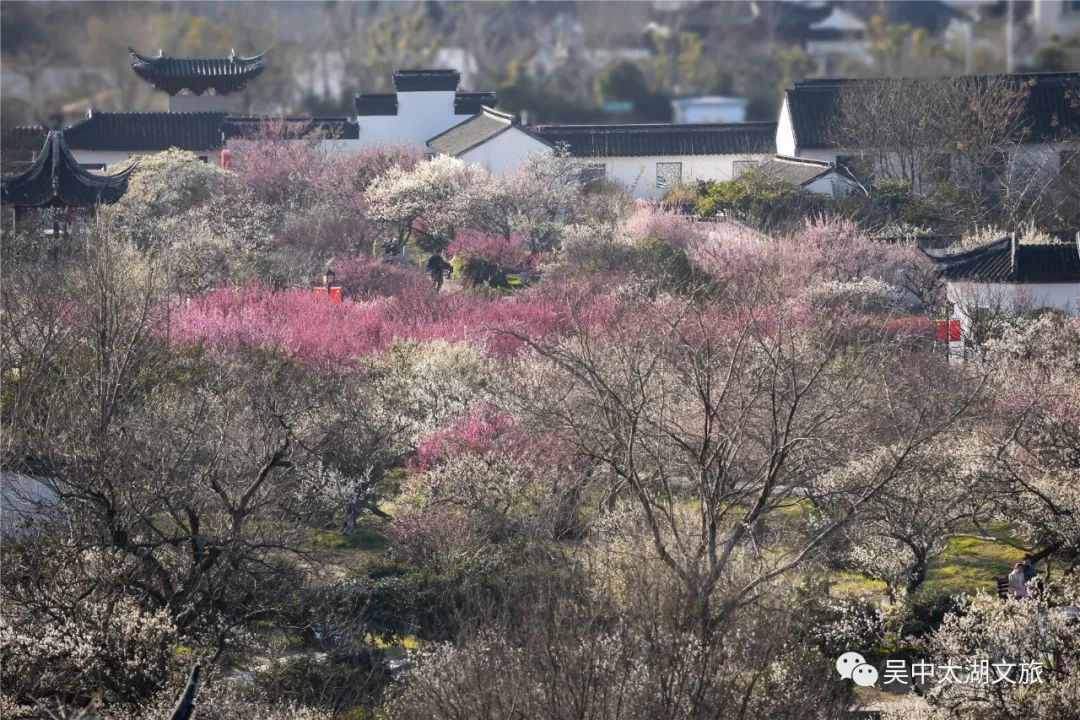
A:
[732,159,758,178]
[656,161,683,189]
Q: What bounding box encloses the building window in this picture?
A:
[579,162,606,185]
[732,160,758,178]
[656,162,683,189]
[198,156,209,163]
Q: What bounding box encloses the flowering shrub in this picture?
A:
[447,231,537,287]
[366,155,489,251]
[228,122,327,208]
[924,577,1080,719]
[416,403,514,469]
[383,507,483,570]
[331,255,432,299]
[111,148,221,220]
[808,277,899,314]
[621,203,705,249]
[170,282,589,364]
[0,591,179,707]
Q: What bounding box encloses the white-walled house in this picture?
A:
[776,73,1080,187]
[427,107,552,174]
[803,6,869,77]
[755,155,862,197]
[353,69,498,150]
[529,122,776,200]
[925,234,1080,345]
[62,111,230,169]
[15,48,1076,206]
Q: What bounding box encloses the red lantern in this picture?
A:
[220,147,233,169]
[314,286,344,304]
[934,319,961,342]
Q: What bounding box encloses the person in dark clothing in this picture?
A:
[426,251,452,292]
[1022,556,1038,582]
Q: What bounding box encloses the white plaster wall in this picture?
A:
[776,97,797,157]
[601,153,772,200]
[458,128,552,176]
[948,280,1080,337]
[70,148,222,171]
[803,172,859,197]
[357,90,463,148]
[316,138,364,158]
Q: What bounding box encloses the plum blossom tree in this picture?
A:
[446,231,536,287]
[923,575,1080,719]
[621,203,706,249]
[365,155,488,253]
[818,438,983,599]
[511,291,978,637]
[0,226,386,690]
[453,153,583,254]
[969,312,1080,564]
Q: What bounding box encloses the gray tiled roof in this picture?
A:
[455,92,498,115]
[756,156,833,185]
[355,94,398,116]
[531,122,776,157]
[64,111,228,151]
[223,116,359,140]
[1,131,135,207]
[428,107,525,156]
[925,236,1080,282]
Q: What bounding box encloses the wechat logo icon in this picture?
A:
[836,651,878,687]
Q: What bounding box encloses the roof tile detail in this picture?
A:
[530,122,777,157]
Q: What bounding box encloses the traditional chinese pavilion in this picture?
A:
[1,131,134,208]
[130,48,266,112]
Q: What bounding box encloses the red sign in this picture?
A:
[934,319,961,342]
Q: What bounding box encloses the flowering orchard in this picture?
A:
[3,139,1078,720]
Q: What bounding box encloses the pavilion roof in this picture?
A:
[130,48,266,96]
[0,132,135,207]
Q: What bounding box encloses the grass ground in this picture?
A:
[924,533,1025,595]
[829,522,1030,600]
[307,519,391,576]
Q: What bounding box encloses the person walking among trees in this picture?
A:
[426,250,453,292]
[1008,562,1030,599]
